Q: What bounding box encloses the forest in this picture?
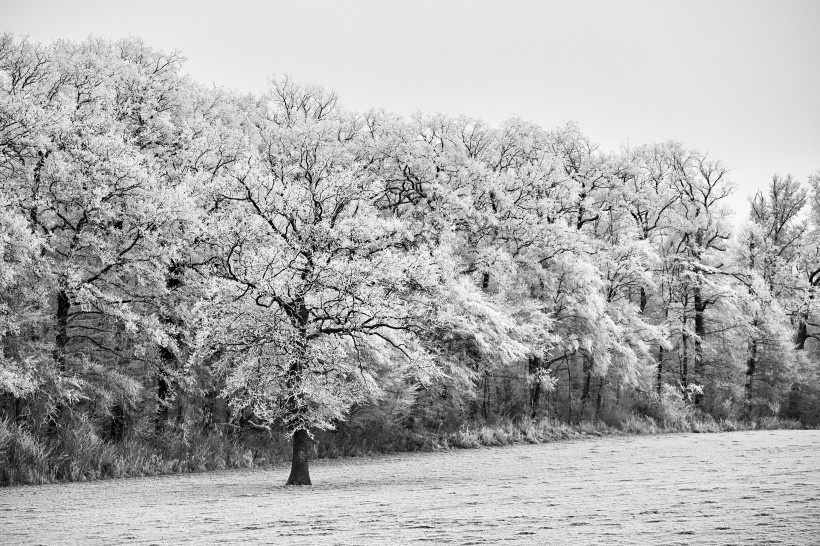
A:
[1,35,819,486]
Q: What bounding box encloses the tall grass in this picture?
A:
[0,417,291,486]
[0,419,53,485]
[0,409,807,486]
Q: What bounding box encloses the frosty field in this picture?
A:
[1,430,818,545]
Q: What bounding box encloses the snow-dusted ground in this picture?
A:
[1,430,818,545]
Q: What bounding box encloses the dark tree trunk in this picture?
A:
[530,381,542,418]
[566,361,573,423]
[785,384,801,420]
[482,373,490,418]
[284,298,313,485]
[528,355,542,418]
[745,246,758,405]
[175,392,185,426]
[787,316,806,424]
[595,377,604,421]
[581,368,592,413]
[481,272,490,290]
[657,345,664,396]
[795,313,808,350]
[580,355,593,419]
[156,264,184,433]
[657,298,670,396]
[155,360,170,433]
[110,404,126,441]
[53,288,69,372]
[581,369,592,402]
[681,332,689,389]
[639,287,648,314]
[693,285,705,408]
[286,429,312,485]
[745,336,757,401]
[204,389,228,431]
[155,347,176,433]
[49,287,70,434]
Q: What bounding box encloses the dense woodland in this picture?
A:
[1,35,819,485]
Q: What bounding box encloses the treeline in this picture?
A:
[1,35,819,485]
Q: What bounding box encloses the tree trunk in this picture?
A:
[482,373,490,418]
[528,355,542,418]
[110,404,126,441]
[566,361,573,423]
[284,298,312,484]
[286,429,312,485]
[595,377,604,421]
[175,391,185,426]
[795,312,808,350]
[656,345,664,396]
[53,288,69,372]
[49,286,70,434]
[580,358,592,417]
[155,356,171,433]
[745,335,757,402]
[681,332,689,389]
[156,266,183,433]
[745,245,758,405]
[693,285,705,408]
[657,300,669,396]
[785,384,801,420]
[581,366,592,403]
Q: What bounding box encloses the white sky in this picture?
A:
[3,0,819,219]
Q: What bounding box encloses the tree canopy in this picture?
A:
[1,35,819,485]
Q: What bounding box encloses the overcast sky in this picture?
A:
[4,0,819,218]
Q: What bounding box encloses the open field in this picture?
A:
[1,430,818,545]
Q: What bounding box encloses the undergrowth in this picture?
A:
[0,409,806,486]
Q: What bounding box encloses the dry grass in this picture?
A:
[0,410,808,486]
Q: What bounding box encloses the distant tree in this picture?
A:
[0,35,196,428]
[743,174,807,404]
[667,148,734,408]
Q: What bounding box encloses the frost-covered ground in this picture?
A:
[1,430,818,545]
